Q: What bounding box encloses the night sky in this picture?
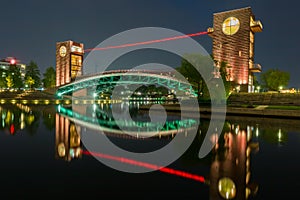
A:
[1,0,299,88]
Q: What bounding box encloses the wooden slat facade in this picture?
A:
[56,40,84,87]
[208,7,262,92]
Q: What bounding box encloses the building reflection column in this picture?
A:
[55,113,82,161]
[209,124,259,199]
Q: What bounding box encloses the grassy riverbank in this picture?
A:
[0,90,56,100]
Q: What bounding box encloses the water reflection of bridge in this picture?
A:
[56,104,198,138]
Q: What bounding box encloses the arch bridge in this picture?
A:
[56,69,197,98]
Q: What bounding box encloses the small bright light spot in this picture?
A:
[255,128,259,137]
[278,129,282,142]
[218,177,236,199]
[10,59,16,65]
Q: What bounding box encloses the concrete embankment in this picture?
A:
[140,92,300,119]
[202,106,300,118]
[227,92,300,106]
[140,104,300,118]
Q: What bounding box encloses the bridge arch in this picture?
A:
[56,70,197,98]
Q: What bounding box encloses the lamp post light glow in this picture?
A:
[256,85,260,93]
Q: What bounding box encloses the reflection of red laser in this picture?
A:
[10,124,15,135]
[82,150,205,183]
[84,31,207,52]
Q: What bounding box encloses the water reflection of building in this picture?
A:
[55,113,82,161]
[209,124,259,200]
[0,104,34,135]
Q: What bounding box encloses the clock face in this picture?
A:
[59,45,67,57]
[222,17,240,35]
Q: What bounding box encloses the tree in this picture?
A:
[25,76,35,89]
[42,66,56,88]
[7,65,23,89]
[6,75,14,88]
[25,61,42,89]
[219,61,232,98]
[176,54,230,100]
[176,54,214,99]
[260,69,290,91]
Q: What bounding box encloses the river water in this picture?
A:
[0,102,299,199]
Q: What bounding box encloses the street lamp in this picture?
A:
[256,86,260,93]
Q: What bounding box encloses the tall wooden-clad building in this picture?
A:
[56,40,84,87]
[207,7,263,92]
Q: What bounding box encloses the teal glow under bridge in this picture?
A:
[56,70,197,98]
[57,105,198,138]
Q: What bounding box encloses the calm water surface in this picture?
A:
[0,102,299,199]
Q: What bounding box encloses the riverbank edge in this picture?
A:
[139,103,300,119]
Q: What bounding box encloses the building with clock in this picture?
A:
[56,40,84,87]
[207,7,263,92]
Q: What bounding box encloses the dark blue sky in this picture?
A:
[1,0,299,88]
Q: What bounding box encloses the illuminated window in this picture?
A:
[71,55,82,80]
[249,75,253,85]
[249,44,254,59]
[71,55,82,66]
[71,46,83,53]
[250,32,254,43]
[71,71,77,79]
[222,17,240,35]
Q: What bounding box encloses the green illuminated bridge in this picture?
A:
[57,105,198,138]
[56,69,197,98]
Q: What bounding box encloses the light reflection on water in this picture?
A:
[0,102,299,199]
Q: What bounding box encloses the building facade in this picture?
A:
[207,7,263,92]
[56,40,84,87]
[0,57,26,82]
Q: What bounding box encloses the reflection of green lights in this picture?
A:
[218,177,236,199]
[57,105,198,132]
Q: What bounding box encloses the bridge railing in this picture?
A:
[75,69,180,81]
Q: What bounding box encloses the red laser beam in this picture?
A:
[84,31,208,52]
[82,150,205,183]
